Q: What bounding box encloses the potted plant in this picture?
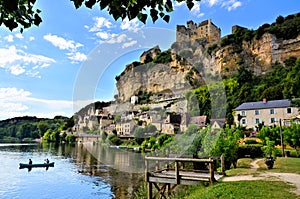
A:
[261,138,278,169]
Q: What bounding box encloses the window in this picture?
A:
[270,118,275,123]
[270,109,275,114]
[241,119,246,124]
[287,108,292,114]
[255,110,260,115]
[241,111,246,116]
[255,118,260,124]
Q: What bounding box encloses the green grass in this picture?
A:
[182,181,299,199]
[225,158,257,177]
[266,157,300,174]
[183,157,300,199]
[236,158,253,168]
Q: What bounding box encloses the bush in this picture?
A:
[244,139,258,144]
[65,134,76,143]
[237,144,263,158]
[110,137,123,145]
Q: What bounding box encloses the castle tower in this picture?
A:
[176,19,221,43]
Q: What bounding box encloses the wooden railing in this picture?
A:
[145,156,221,199]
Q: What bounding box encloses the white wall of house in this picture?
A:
[234,107,299,129]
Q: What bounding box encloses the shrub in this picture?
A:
[237,144,263,158]
[244,139,258,144]
[65,134,76,143]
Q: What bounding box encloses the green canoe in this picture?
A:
[19,162,55,168]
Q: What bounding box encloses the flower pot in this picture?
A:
[264,157,274,169]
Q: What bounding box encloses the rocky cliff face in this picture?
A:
[116,52,201,102]
[211,33,300,75]
[116,32,300,102]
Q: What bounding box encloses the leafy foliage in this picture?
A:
[0,0,42,32]
[187,57,300,125]
[0,116,74,142]
[0,0,198,31]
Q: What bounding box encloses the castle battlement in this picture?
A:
[176,19,221,43]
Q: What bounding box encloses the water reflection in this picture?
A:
[42,142,145,199]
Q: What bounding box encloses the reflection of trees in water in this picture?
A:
[50,143,144,199]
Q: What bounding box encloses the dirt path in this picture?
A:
[221,159,300,195]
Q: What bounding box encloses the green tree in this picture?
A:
[1,0,197,32]
[145,124,157,134]
[185,124,200,135]
[134,127,145,145]
[37,121,49,137]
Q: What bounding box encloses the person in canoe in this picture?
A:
[29,159,32,164]
[44,158,49,164]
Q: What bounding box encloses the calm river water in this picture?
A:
[0,142,145,199]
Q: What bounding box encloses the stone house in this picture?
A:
[116,120,136,136]
[189,115,208,128]
[162,113,181,134]
[210,118,226,130]
[176,19,221,43]
[234,98,299,129]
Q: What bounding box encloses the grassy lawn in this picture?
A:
[257,157,300,174]
[181,157,300,199]
[178,181,299,199]
[225,158,257,177]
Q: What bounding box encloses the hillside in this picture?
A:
[115,13,300,103]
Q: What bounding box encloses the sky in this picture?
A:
[0,0,299,120]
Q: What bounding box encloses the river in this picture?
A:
[0,142,145,199]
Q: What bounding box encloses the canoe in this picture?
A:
[19,162,55,168]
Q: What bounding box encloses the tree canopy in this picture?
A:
[0,0,198,32]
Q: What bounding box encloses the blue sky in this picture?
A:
[0,0,299,120]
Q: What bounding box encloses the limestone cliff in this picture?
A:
[116,49,202,102]
[116,14,300,102]
[213,34,300,75]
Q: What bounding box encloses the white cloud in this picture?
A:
[4,35,14,42]
[174,1,204,18]
[89,17,112,32]
[0,45,55,76]
[222,0,242,11]
[120,18,141,32]
[44,34,87,64]
[191,2,204,17]
[96,31,111,40]
[15,33,24,39]
[175,0,242,12]
[44,34,83,51]
[25,71,41,78]
[107,34,127,44]
[67,52,87,62]
[122,40,137,48]
[207,0,220,7]
[0,87,73,120]
[29,36,35,41]
[174,1,185,7]
[9,65,25,75]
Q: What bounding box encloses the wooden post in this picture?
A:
[209,158,214,184]
[220,155,225,174]
[147,182,152,199]
[279,119,285,157]
[175,160,180,184]
[145,159,149,182]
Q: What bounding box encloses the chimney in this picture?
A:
[263,98,267,103]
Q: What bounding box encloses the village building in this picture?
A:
[162,113,181,134]
[234,98,300,129]
[116,120,136,137]
[176,19,221,43]
[210,118,226,130]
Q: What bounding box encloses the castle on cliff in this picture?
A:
[176,19,221,43]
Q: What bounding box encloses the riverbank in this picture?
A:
[133,157,300,199]
[180,157,300,199]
